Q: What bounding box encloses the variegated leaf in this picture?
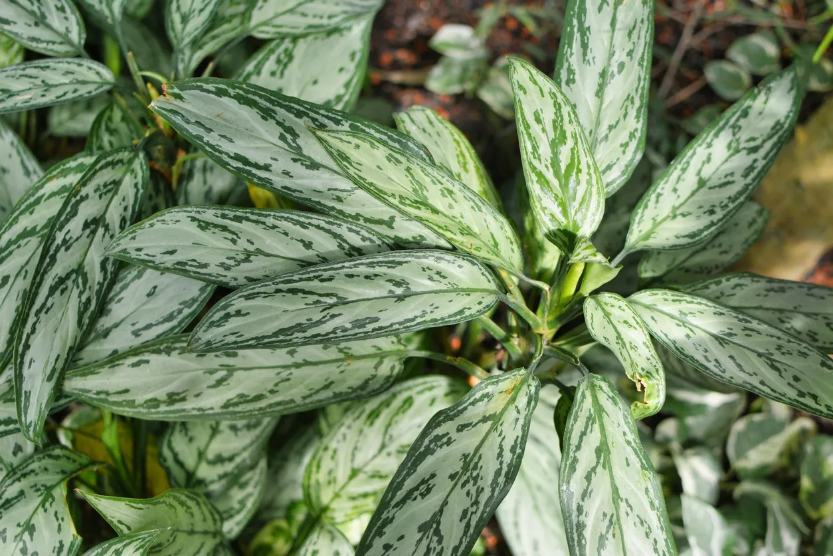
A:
[629,288,833,418]
[800,436,833,520]
[0,446,94,555]
[0,0,85,56]
[639,201,767,283]
[108,207,391,288]
[166,0,222,51]
[64,334,412,420]
[161,418,277,537]
[622,69,800,254]
[72,265,214,366]
[79,489,228,556]
[297,522,353,556]
[190,250,501,351]
[682,272,833,352]
[735,481,807,556]
[259,425,320,522]
[0,32,23,68]
[495,385,569,556]
[672,447,722,505]
[0,430,35,482]
[0,119,41,223]
[304,376,463,544]
[357,369,539,556]
[83,530,160,556]
[316,130,522,271]
[238,17,372,111]
[175,156,243,206]
[76,0,127,35]
[150,79,446,247]
[681,494,737,556]
[727,412,815,479]
[87,102,142,153]
[0,58,114,114]
[48,94,109,138]
[555,0,653,195]
[14,149,146,441]
[560,373,675,556]
[0,154,96,371]
[249,0,383,38]
[175,0,250,77]
[584,292,665,418]
[508,56,605,253]
[393,106,500,207]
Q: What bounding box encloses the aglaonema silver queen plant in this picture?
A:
[0,0,832,554]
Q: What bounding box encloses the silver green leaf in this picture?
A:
[584,292,665,419]
[64,334,412,420]
[175,0,250,77]
[108,207,391,288]
[560,373,675,556]
[704,60,752,101]
[0,0,85,56]
[622,68,799,254]
[682,272,833,352]
[72,265,214,366]
[0,430,35,482]
[238,17,372,111]
[259,425,320,522]
[161,418,277,537]
[175,157,243,207]
[508,56,605,252]
[76,0,127,36]
[638,201,767,283]
[495,385,569,556]
[79,489,228,556]
[14,149,146,441]
[735,481,807,556]
[800,436,833,520]
[315,130,522,271]
[672,447,722,506]
[83,530,160,556]
[0,154,96,372]
[0,446,94,555]
[629,288,833,418]
[681,494,738,556]
[727,31,781,75]
[555,0,653,195]
[726,412,815,479]
[249,0,383,38]
[166,0,222,51]
[357,369,539,556]
[0,58,114,114]
[393,105,501,207]
[150,79,445,247]
[296,522,353,556]
[0,119,41,223]
[304,376,463,544]
[190,250,501,351]
[48,95,109,138]
[87,102,143,153]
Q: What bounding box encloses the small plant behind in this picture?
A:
[1,0,833,555]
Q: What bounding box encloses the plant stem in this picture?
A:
[477,317,523,360]
[125,51,150,103]
[407,351,489,380]
[814,25,833,63]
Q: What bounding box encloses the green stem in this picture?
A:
[501,294,544,332]
[125,51,150,103]
[407,351,489,380]
[814,25,833,63]
[478,317,523,360]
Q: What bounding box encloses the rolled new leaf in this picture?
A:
[584,292,665,418]
[357,369,539,556]
[0,0,86,56]
[108,207,391,288]
[315,129,522,271]
[0,58,114,114]
[555,0,653,195]
[0,446,95,555]
[560,374,676,555]
[79,489,228,555]
[64,335,412,420]
[189,250,502,351]
[630,288,833,418]
[508,57,605,255]
[150,79,445,247]
[14,149,146,441]
[622,68,800,255]
[682,272,833,352]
